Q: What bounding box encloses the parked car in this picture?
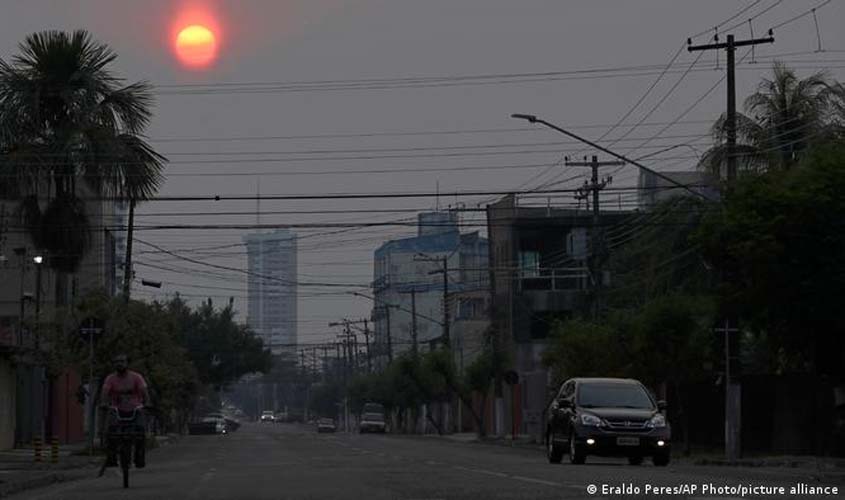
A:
[359,403,387,434]
[205,412,240,432]
[260,410,275,423]
[274,410,288,423]
[545,378,670,466]
[316,418,337,433]
[200,416,228,434]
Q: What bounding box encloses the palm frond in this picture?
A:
[80,130,166,200]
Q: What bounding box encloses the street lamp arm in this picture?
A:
[510,113,713,201]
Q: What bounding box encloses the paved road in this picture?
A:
[13,423,844,499]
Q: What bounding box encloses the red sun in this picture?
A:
[175,24,217,68]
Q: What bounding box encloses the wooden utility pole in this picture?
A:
[122,198,136,303]
[688,32,774,181]
[689,31,773,462]
[321,345,330,381]
[384,306,393,363]
[410,289,418,360]
[415,255,451,348]
[362,319,372,373]
[565,156,623,318]
[715,320,741,461]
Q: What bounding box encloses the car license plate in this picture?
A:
[616,437,640,446]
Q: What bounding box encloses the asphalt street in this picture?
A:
[12,423,844,500]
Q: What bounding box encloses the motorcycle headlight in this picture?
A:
[648,414,667,428]
[580,414,604,427]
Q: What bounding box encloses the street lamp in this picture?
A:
[141,279,162,288]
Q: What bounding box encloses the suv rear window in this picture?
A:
[577,383,654,409]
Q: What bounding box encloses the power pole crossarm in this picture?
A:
[688,32,774,181]
[564,156,623,318]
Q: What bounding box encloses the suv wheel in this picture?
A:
[546,430,563,464]
[569,431,586,464]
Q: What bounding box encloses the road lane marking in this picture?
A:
[510,475,563,487]
[451,465,571,489]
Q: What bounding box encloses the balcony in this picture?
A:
[516,267,590,292]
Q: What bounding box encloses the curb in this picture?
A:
[0,469,92,499]
[0,435,182,498]
[694,458,845,469]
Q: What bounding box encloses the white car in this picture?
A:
[260,411,275,423]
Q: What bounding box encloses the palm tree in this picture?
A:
[699,62,834,178]
[0,30,165,272]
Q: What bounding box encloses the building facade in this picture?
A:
[371,212,489,371]
[243,230,298,355]
[486,194,633,440]
[638,170,719,209]
[0,192,119,449]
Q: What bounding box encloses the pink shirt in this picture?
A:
[103,370,147,411]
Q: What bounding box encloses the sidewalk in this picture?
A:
[691,453,845,470]
[0,435,180,498]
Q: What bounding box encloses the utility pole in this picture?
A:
[351,332,359,373]
[689,32,773,462]
[362,319,372,373]
[14,247,27,346]
[565,156,623,318]
[416,254,451,347]
[715,320,741,461]
[384,306,393,364]
[321,345,329,381]
[335,342,341,379]
[390,288,424,361]
[409,289,418,360]
[688,32,774,181]
[122,198,136,303]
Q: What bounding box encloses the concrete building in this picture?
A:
[638,170,719,209]
[371,211,489,371]
[0,192,119,449]
[486,194,633,440]
[243,230,298,355]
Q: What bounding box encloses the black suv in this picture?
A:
[545,378,671,466]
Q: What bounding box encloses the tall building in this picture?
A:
[243,230,297,355]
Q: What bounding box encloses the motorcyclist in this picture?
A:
[101,353,150,468]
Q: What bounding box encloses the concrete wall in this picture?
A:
[0,358,15,450]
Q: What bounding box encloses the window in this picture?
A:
[519,251,540,277]
[457,298,486,320]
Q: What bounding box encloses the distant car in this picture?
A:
[359,403,387,434]
[260,411,275,423]
[546,378,671,466]
[274,411,287,423]
[204,412,240,432]
[316,418,337,433]
[201,416,228,434]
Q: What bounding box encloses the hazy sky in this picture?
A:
[3,0,844,345]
